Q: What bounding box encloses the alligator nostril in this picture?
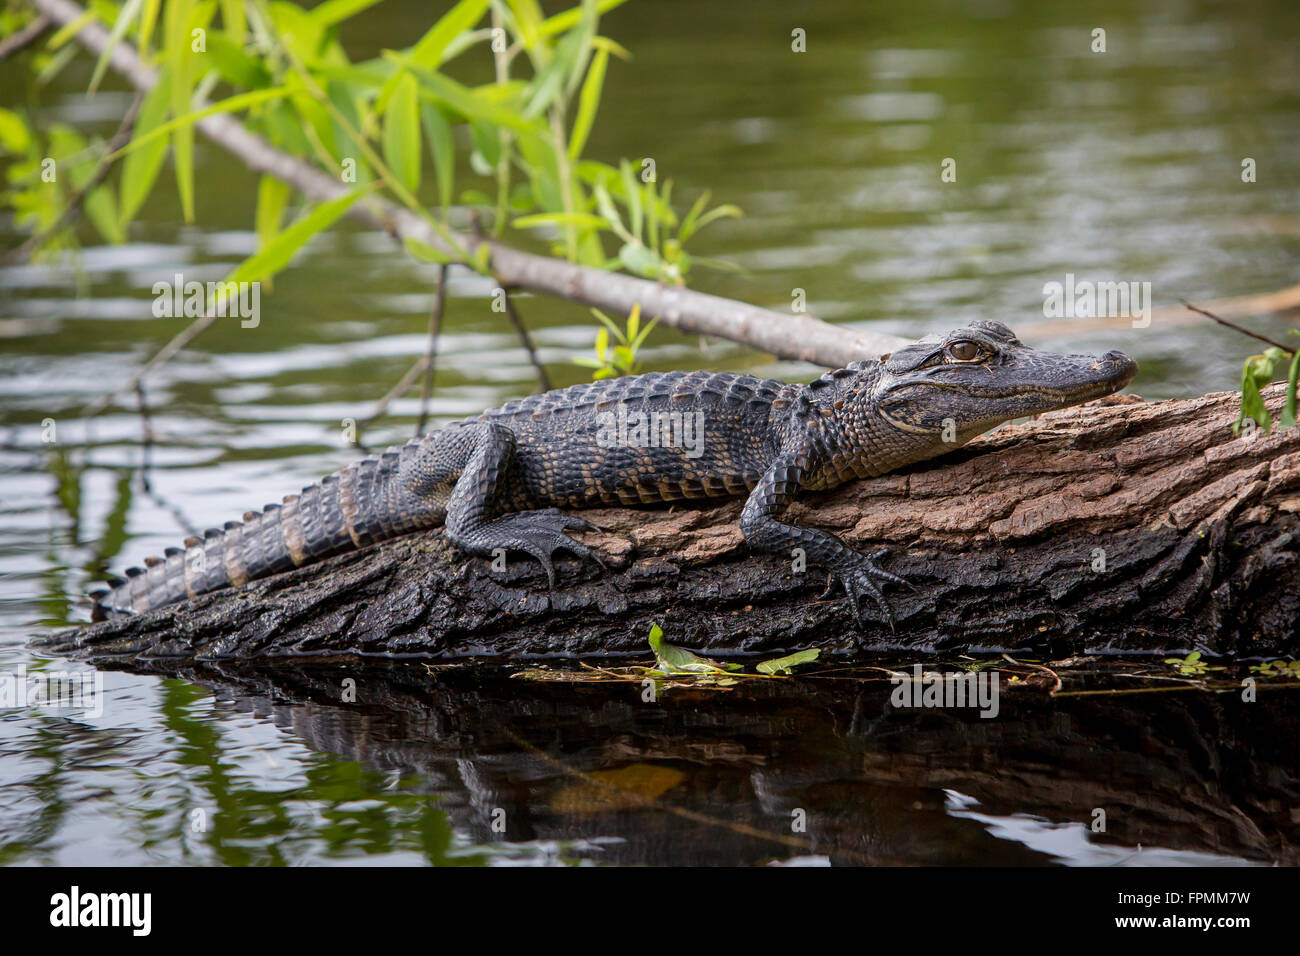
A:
[1102,350,1127,362]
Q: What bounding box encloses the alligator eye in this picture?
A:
[946,340,981,362]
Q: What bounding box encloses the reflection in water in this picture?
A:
[11,660,1281,867]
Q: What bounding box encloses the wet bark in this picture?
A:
[40,384,1300,664]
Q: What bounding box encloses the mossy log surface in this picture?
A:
[39,385,1300,664]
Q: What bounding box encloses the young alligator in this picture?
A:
[91,321,1137,624]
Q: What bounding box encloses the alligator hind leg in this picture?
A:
[440,422,596,586]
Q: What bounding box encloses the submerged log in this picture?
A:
[39,384,1300,664]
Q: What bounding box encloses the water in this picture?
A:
[1,0,1298,865]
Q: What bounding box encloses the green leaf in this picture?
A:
[618,241,657,275]
[138,0,162,55]
[218,0,245,42]
[409,0,490,68]
[1283,351,1300,430]
[420,104,454,213]
[227,184,374,284]
[620,159,641,240]
[678,202,741,244]
[311,0,384,27]
[204,32,272,88]
[165,0,197,222]
[400,58,541,136]
[383,72,421,194]
[512,212,608,230]
[505,0,546,55]
[0,108,31,154]
[568,45,608,160]
[402,236,456,264]
[110,87,292,161]
[255,174,290,251]
[647,625,740,674]
[540,0,630,37]
[89,0,144,94]
[84,185,126,245]
[118,71,172,226]
[756,648,821,675]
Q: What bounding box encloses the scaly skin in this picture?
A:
[91,321,1137,626]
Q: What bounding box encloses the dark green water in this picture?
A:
[1,0,1298,865]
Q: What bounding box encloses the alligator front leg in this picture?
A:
[441,422,595,587]
[739,447,908,629]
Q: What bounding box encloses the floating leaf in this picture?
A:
[756,648,821,675]
[648,623,741,674]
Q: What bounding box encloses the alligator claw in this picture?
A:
[837,550,908,633]
[479,509,600,586]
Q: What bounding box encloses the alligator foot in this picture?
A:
[473,508,601,588]
[835,548,910,633]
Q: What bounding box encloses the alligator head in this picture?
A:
[874,320,1138,440]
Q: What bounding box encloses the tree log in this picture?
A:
[40,384,1300,664]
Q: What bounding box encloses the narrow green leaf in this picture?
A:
[110,87,291,161]
[89,0,144,94]
[227,185,374,284]
[311,0,384,28]
[409,0,490,68]
[165,0,197,222]
[118,70,172,226]
[138,0,163,55]
[84,185,126,245]
[619,159,642,240]
[512,212,608,229]
[540,0,630,37]
[47,8,100,51]
[506,0,546,54]
[420,104,454,213]
[398,58,540,136]
[383,72,421,195]
[1282,351,1300,429]
[567,45,608,160]
[219,0,245,42]
[255,174,290,251]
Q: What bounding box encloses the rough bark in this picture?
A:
[41,384,1300,664]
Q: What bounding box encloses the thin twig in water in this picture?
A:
[416,264,449,436]
[1182,299,1295,353]
[2,91,143,267]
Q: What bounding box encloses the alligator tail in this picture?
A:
[90,436,444,621]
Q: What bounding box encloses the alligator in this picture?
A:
[91,321,1137,625]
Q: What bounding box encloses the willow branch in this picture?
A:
[31,0,906,401]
